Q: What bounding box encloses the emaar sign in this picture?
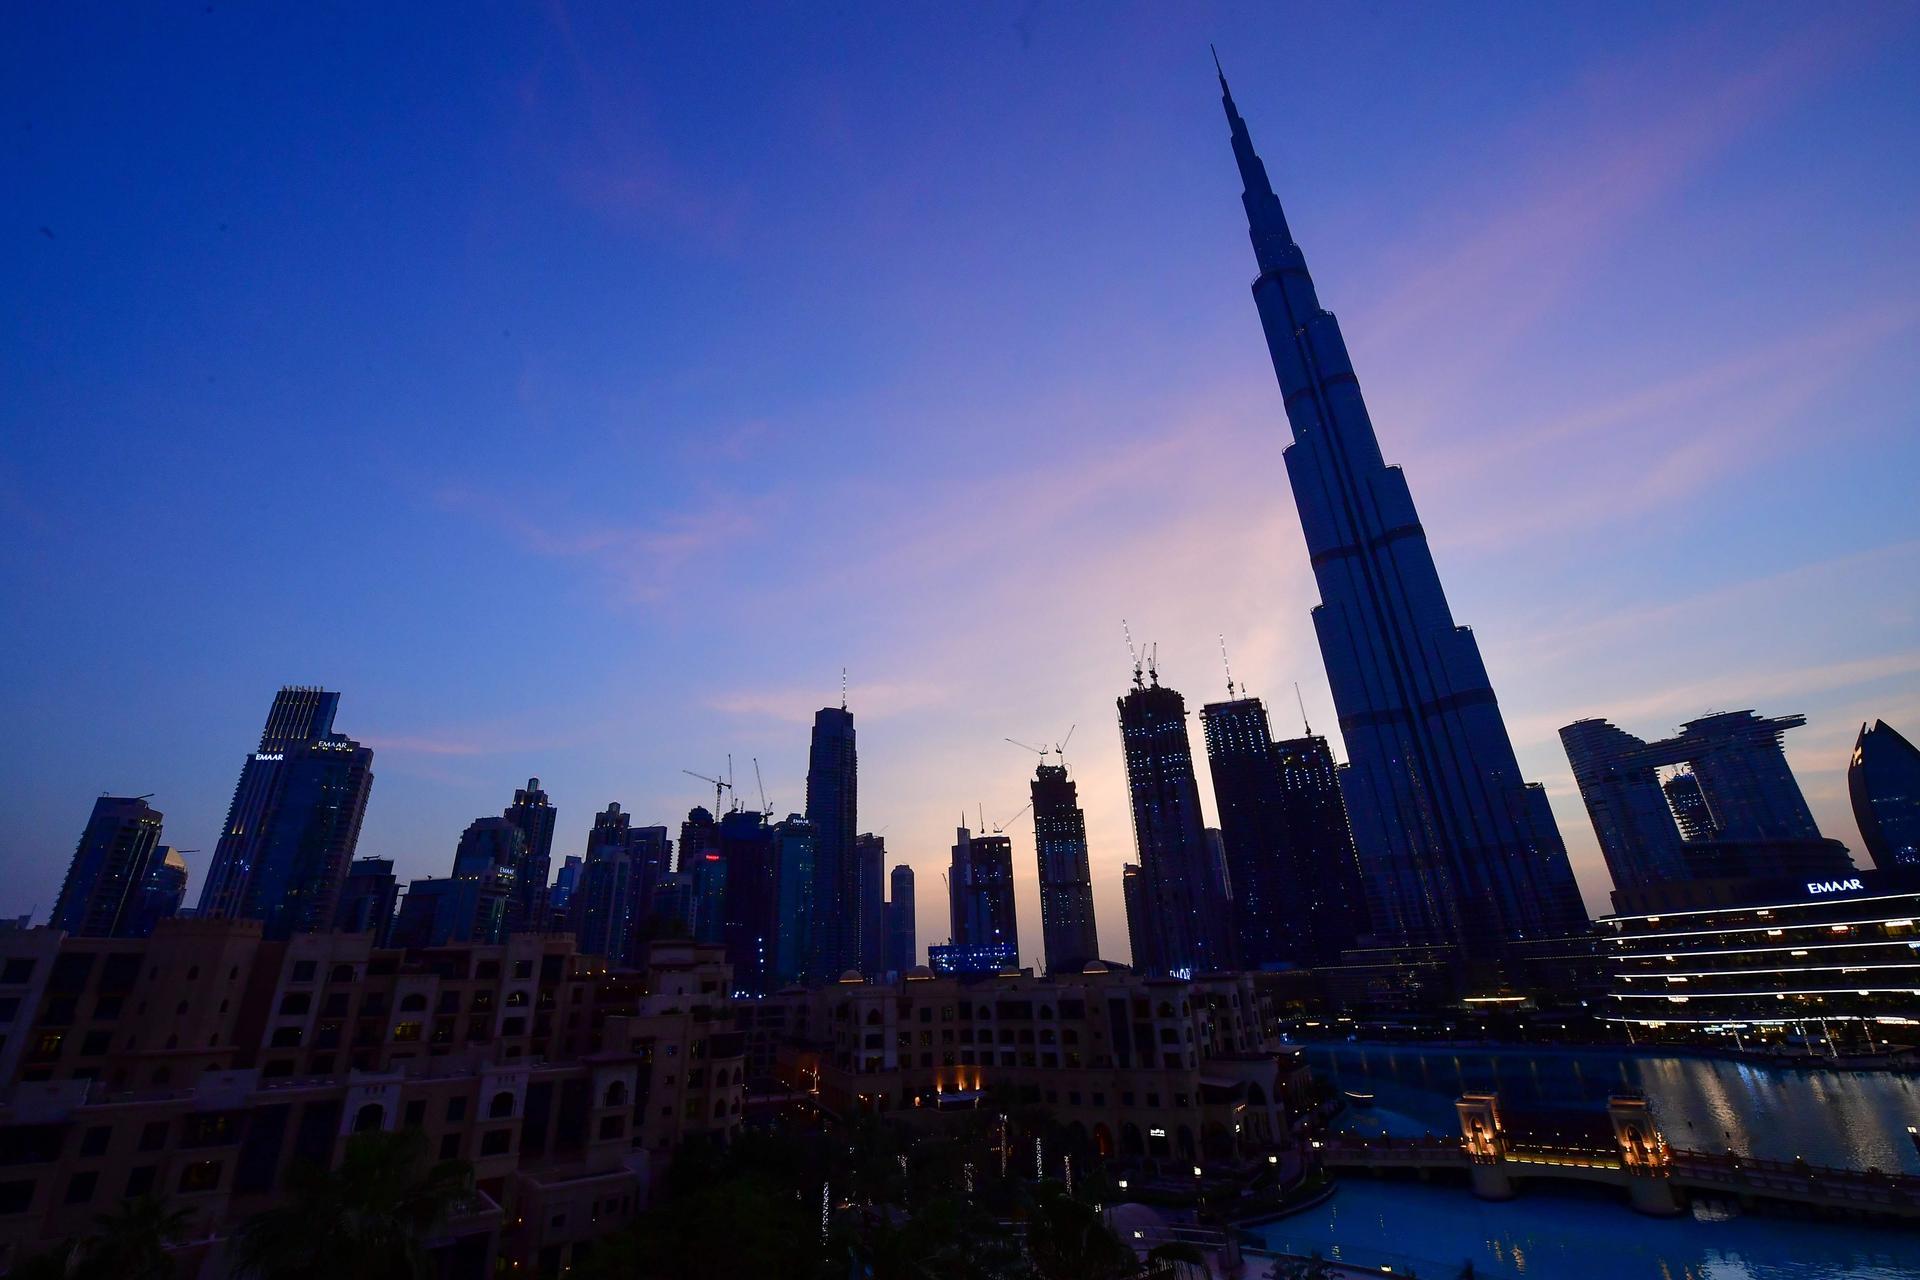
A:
[1806,878,1864,895]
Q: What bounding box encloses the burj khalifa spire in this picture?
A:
[1216,63,1588,950]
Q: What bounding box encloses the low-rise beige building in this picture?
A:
[0,922,743,1276]
[770,962,1310,1162]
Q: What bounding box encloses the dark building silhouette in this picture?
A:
[887,863,917,973]
[334,856,398,943]
[678,806,719,870]
[772,814,820,986]
[690,849,726,946]
[1030,762,1099,974]
[805,705,858,975]
[448,816,527,943]
[197,687,339,918]
[50,796,166,938]
[548,855,583,922]
[1120,862,1147,968]
[947,825,1018,969]
[1201,691,1369,968]
[1852,720,1920,870]
[572,803,638,964]
[1217,72,1587,951]
[124,846,190,939]
[1562,710,1855,907]
[196,687,373,939]
[856,832,888,975]
[503,777,557,933]
[719,808,778,994]
[1118,671,1231,976]
[391,874,507,948]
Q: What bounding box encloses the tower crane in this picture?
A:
[682,769,733,818]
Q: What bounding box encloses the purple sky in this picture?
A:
[4,3,1918,963]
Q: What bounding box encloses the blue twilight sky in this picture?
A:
[4,3,1919,963]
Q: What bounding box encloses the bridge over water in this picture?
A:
[1318,1092,1920,1220]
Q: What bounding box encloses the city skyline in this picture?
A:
[5,7,1920,964]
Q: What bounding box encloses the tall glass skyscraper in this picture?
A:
[946,825,1019,968]
[1030,761,1099,974]
[1200,694,1369,967]
[1117,673,1233,975]
[503,777,557,934]
[855,832,888,976]
[805,704,858,975]
[1217,70,1587,950]
[51,795,166,938]
[198,687,361,929]
[1851,719,1920,869]
[886,863,917,974]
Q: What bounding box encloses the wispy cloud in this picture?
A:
[1353,12,1886,423]
[434,485,768,601]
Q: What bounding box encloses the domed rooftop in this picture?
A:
[837,969,865,984]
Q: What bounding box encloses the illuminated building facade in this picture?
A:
[1598,869,1920,1045]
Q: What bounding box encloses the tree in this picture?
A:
[1023,1186,1133,1280]
[8,1196,191,1280]
[233,1128,473,1280]
[78,1196,192,1279]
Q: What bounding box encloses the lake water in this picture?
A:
[1255,1044,1920,1278]
[1305,1043,1920,1173]
[1258,1177,1920,1279]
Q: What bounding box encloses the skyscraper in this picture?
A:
[1852,720,1920,869]
[334,856,398,943]
[947,825,1018,968]
[198,687,340,918]
[1200,693,1368,968]
[1030,762,1099,974]
[771,814,819,987]
[548,855,584,922]
[856,832,888,975]
[1117,672,1232,976]
[503,777,557,934]
[572,802,637,964]
[1217,70,1587,950]
[1120,862,1147,969]
[197,687,374,939]
[450,816,525,943]
[50,796,166,938]
[1562,710,1855,905]
[125,846,190,939]
[887,863,917,973]
[720,808,778,993]
[805,704,858,974]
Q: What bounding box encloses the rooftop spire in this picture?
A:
[1214,52,1294,269]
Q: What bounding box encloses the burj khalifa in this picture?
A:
[1218,63,1588,950]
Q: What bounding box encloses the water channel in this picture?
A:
[1253,1043,1920,1278]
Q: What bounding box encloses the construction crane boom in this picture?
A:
[682,769,734,819]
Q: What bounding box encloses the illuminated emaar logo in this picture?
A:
[1806,878,1864,895]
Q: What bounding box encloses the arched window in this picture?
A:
[1156,1002,1174,1018]
[865,1009,881,1025]
[354,1103,384,1134]
[604,1080,628,1107]
[490,1091,515,1119]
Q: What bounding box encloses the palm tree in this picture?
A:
[1023,1186,1133,1280]
[233,1128,473,1280]
[77,1196,192,1279]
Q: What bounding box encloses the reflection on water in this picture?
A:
[1307,1044,1920,1173]
[1260,1177,1920,1279]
